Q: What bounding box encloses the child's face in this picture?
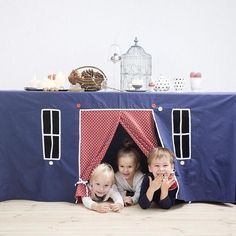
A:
[90,174,113,197]
[118,155,137,182]
[148,156,173,178]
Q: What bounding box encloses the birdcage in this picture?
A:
[120,37,152,91]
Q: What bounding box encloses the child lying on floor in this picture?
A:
[82,163,124,213]
[138,147,178,209]
[115,142,144,206]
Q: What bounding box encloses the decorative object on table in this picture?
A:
[148,79,156,92]
[173,77,186,91]
[110,53,121,63]
[190,72,202,91]
[109,42,121,91]
[131,79,143,90]
[120,37,152,91]
[25,73,66,91]
[155,75,170,91]
[110,42,121,64]
[68,66,107,91]
[69,83,84,92]
[46,73,66,90]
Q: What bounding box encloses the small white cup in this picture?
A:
[173,77,185,91]
[190,77,202,91]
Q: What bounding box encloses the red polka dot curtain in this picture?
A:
[75,109,158,198]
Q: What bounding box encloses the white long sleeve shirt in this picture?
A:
[115,171,144,204]
[82,184,124,209]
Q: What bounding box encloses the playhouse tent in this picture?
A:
[75,109,158,198]
[0,91,235,203]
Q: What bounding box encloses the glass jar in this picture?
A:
[120,37,152,91]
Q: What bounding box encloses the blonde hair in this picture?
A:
[90,163,115,183]
[148,147,175,165]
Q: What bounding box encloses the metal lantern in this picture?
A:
[120,37,152,91]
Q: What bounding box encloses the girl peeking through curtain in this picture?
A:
[115,138,144,206]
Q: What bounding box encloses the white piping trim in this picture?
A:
[151,110,164,147]
[78,109,82,179]
[79,108,154,112]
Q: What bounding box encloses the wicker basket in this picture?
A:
[68,66,106,91]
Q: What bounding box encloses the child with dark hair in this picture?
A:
[115,139,144,206]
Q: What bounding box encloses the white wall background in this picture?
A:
[0,0,236,91]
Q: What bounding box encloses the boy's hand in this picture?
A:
[148,174,163,192]
[161,175,176,193]
[146,175,163,201]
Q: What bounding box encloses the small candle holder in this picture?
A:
[131,79,143,90]
[132,84,143,90]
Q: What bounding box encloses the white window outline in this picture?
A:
[172,108,191,160]
[41,109,61,160]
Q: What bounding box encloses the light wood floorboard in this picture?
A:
[0,200,235,236]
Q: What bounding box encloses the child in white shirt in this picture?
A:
[115,143,144,206]
[82,163,124,213]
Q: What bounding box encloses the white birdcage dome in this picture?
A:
[120,37,152,91]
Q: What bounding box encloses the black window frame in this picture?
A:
[41,109,61,161]
[172,108,191,160]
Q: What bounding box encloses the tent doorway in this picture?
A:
[102,124,149,173]
[76,109,161,198]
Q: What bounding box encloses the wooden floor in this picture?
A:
[0,200,235,236]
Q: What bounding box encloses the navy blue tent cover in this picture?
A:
[0,91,235,203]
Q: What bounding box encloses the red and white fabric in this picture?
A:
[75,109,158,199]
